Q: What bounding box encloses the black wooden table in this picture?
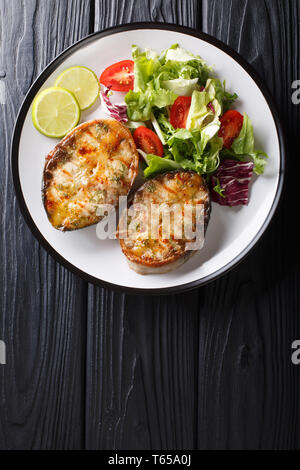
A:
[0,0,299,450]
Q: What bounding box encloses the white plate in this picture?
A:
[12,24,285,294]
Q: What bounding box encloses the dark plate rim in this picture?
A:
[11,22,286,296]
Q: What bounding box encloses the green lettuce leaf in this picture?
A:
[201,114,221,139]
[232,113,254,155]
[193,135,223,174]
[211,79,238,112]
[132,45,160,92]
[152,87,177,108]
[249,150,268,175]
[125,86,177,121]
[185,90,211,129]
[164,45,204,62]
[125,89,153,121]
[156,111,176,139]
[162,77,199,96]
[231,113,268,174]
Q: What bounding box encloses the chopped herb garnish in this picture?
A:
[213,178,225,198]
[95,122,110,137]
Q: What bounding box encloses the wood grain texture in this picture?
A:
[85,0,202,450]
[199,0,300,450]
[0,0,91,450]
[0,0,299,451]
[85,290,200,449]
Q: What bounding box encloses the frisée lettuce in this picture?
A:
[145,111,223,177]
[125,44,212,121]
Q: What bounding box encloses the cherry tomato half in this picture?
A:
[170,96,192,129]
[133,127,164,157]
[100,60,134,92]
[218,110,244,149]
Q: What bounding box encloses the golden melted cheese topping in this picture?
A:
[43,119,138,231]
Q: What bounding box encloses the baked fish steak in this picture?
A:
[43,119,139,231]
[118,170,211,274]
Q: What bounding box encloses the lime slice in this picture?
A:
[32,87,80,138]
[54,66,100,110]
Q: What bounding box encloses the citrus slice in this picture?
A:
[32,87,80,138]
[54,66,100,110]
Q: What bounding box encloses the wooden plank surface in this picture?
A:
[199,0,300,450]
[0,0,91,450]
[95,0,200,30]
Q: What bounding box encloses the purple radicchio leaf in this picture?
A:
[100,86,128,122]
[211,159,254,206]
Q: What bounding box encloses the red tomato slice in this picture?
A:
[170,96,192,129]
[133,127,164,157]
[218,110,244,149]
[100,60,134,92]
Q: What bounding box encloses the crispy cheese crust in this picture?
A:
[118,170,211,274]
[43,119,139,231]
